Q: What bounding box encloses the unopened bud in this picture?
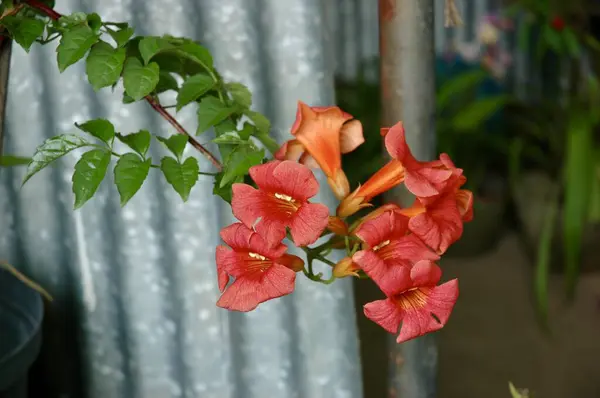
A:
[278,254,304,272]
[333,257,360,278]
[327,216,348,236]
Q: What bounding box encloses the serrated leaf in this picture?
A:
[56,25,99,72]
[85,41,126,91]
[23,134,90,184]
[212,132,242,145]
[0,155,31,166]
[116,130,151,157]
[107,26,134,48]
[1,16,45,52]
[246,111,270,135]
[122,58,160,100]
[86,13,102,33]
[161,156,199,201]
[114,153,151,206]
[156,71,178,93]
[156,135,188,160]
[451,96,509,131]
[225,82,252,108]
[176,73,215,111]
[138,36,172,64]
[197,96,235,134]
[72,149,111,209]
[75,118,115,144]
[220,145,264,188]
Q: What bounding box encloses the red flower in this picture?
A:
[550,16,565,31]
[352,211,439,292]
[398,168,473,254]
[337,122,455,217]
[215,223,304,312]
[275,102,364,199]
[363,260,459,343]
[232,160,330,247]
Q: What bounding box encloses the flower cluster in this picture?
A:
[214,102,473,343]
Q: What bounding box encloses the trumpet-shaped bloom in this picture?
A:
[352,211,439,292]
[275,102,364,199]
[363,260,459,343]
[215,223,304,312]
[398,167,473,254]
[337,122,456,217]
[231,160,329,247]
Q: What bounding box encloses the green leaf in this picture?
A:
[212,132,242,145]
[122,93,135,104]
[85,41,126,91]
[172,40,213,70]
[517,20,530,52]
[138,36,172,64]
[255,132,279,155]
[58,12,87,28]
[156,71,178,93]
[436,69,487,111]
[237,123,255,140]
[534,188,558,326]
[156,134,188,160]
[72,149,111,209]
[563,114,594,298]
[122,58,160,100]
[86,13,102,33]
[0,155,31,166]
[562,28,581,58]
[220,145,264,188]
[75,118,115,144]
[160,156,199,201]
[508,382,529,398]
[176,73,215,111]
[246,111,270,135]
[1,16,45,52]
[116,130,151,157]
[589,150,600,223]
[543,24,562,54]
[213,172,241,203]
[197,96,236,134]
[225,82,252,108]
[23,134,90,184]
[114,153,151,206]
[56,25,99,72]
[451,96,509,131]
[214,119,237,136]
[107,26,134,47]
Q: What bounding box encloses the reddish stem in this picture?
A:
[145,96,222,170]
[25,0,60,20]
[23,0,223,171]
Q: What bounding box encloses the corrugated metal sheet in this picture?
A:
[0,0,531,397]
[0,0,362,397]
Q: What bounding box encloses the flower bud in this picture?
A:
[333,257,360,278]
[278,254,305,272]
[327,216,348,236]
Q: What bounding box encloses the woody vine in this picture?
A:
[0,0,471,344]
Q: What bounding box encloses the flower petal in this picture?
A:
[363,298,403,334]
[408,194,463,254]
[455,189,474,222]
[216,264,296,312]
[272,160,320,201]
[339,119,364,153]
[384,121,414,164]
[425,279,459,325]
[354,211,409,248]
[404,167,454,198]
[215,246,231,292]
[352,250,412,296]
[290,202,330,246]
[231,183,289,245]
[275,139,305,162]
[409,260,442,287]
[396,305,444,343]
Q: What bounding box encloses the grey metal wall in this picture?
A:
[0,0,363,397]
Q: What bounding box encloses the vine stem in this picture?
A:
[23,0,224,171]
[144,96,222,170]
